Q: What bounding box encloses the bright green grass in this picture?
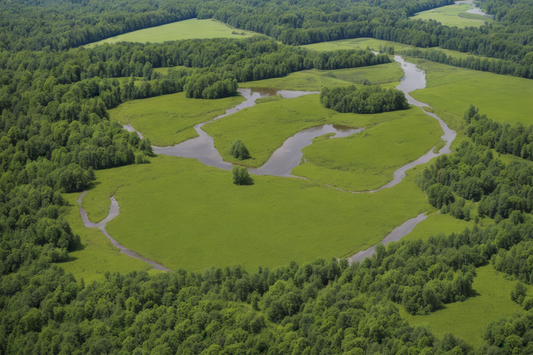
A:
[239,63,404,91]
[409,59,533,125]
[401,265,529,347]
[58,194,162,284]
[401,212,475,242]
[81,155,432,272]
[302,37,492,63]
[411,3,491,28]
[292,108,442,191]
[108,92,245,146]
[85,19,258,48]
[203,94,410,168]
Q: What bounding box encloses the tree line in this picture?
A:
[320,85,409,114]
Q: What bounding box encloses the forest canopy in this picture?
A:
[320,85,409,114]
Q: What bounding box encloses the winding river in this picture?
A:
[81,55,457,268]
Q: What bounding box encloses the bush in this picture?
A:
[229,140,251,160]
[232,166,253,185]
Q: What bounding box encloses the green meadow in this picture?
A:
[203,94,429,170]
[401,212,475,243]
[401,265,529,347]
[108,92,244,146]
[302,37,492,63]
[239,63,404,90]
[58,194,161,284]
[78,155,432,272]
[410,3,491,28]
[409,59,533,125]
[292,108,442,191]
[85,19,257,47]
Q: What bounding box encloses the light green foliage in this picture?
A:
[292,108,442,191]
[81,155,431,271]
[402,265,531,347]
[239,63,404,90]
[85,19,257,47]
[204,94,403,168]
[410,3,492,28]
[59,194,161,283]
[108,92,245,146]
[410,60,533,125]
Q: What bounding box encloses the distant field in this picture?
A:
[85,19,258,47]
[80,155,431,272]
[411,3,491,28]
[402,265,529,347]
[410,59,533,126]
[292,107,442,191]
[302,37,492,62]
[239,63,404,90]
[58,194,161,284]
[203,94,416,169]
[108,92,245,146]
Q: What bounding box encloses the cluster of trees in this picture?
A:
[465,105,533,160]
[320,85,409,114]
[419,123,533,220]
[401,48,533,79]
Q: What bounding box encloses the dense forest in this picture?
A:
[3,0,533,77]
[320,85,409,114]
[3,0,533,353]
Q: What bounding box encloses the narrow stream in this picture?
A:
[86,55,457,268]
[78,191,170,271]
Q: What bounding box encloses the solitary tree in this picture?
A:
[232,166,253,185]
[229,140,251,160]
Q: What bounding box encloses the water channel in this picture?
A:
[82,55,457,268]
[455,0,493,19]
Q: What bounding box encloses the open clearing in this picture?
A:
[85,18,258,47]
[292,108,442,191]
[108,92,244,146]
[239,63,404,90]
[78,155,431,272]
[401,264,529,347]
[410,59,533,126]
[302,37,493,63]
[410,3,491,28]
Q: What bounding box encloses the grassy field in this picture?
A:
[302,37,492,63]
[78,155,432,272]
[410,59,533,126]
[58,194,162,284]
[108,92,244,146]
[411,3,491,28]
[203,94,427,169]
[292,107,442,191]
[401,265,529,347]
[86,19,258,47]
[401,212,475,242]
[239,63,404,90]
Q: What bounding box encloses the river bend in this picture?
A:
[86,55,457,268]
